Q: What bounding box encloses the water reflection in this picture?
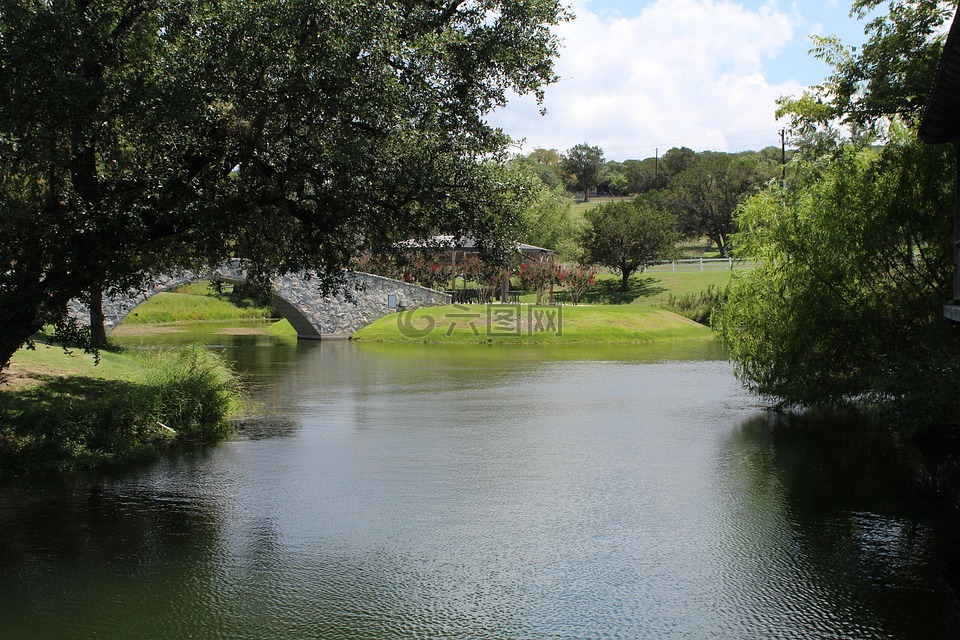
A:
[4,334,960,639]
[112,321,303,384]
[0,457,227,640]
[719,412,960,639]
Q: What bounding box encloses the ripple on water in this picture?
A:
[3,345,960,639]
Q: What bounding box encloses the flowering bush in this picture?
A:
[353,253,403,280]
[459,254,504,302]
[558,267,596,305]
[354,252,451,290]
[518,260,560,305]
[401,253,451,290]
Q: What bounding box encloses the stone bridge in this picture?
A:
[68,260,451,339]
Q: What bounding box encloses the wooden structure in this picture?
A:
[400,235,556,302]
[919,5,960,321]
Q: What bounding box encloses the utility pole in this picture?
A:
[655,148,659,181]
[780,129,786,190]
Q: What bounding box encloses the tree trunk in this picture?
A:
[715,233,728,258]
[89,288,108,348]
[620,270,631,292]
[0,312,44,378]
[0,336,23,378]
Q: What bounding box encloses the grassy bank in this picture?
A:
[352,304,712,344]
[1,343,240,477]
[539,270,733,324]
[122,281,277,324]
[577,270,733,305]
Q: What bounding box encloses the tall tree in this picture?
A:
[621,158,663,194]
[579,199,679,291]
[517,148,566,189]
[0,0,570,373]
[563,143,605,201]
[714,136,958,421]
[666,152,776,257]
[520,184,582,258]
[660,147,697,178]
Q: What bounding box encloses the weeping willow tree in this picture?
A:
[714,131,960,427]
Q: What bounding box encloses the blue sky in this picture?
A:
[488,0,875,161]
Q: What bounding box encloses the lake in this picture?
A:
[2,323,960,639]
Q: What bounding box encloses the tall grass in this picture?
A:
[659,284,728,325]
[0,346,240,476]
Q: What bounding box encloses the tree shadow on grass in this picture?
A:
[578,275,666,305]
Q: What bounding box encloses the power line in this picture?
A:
[602,128,779,155]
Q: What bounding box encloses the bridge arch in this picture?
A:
[67,260,451,339]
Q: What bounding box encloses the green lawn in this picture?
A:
[352,303,712,344]
[569,196,624,216]
[121,281,277,324]
[568,270,733,306]
[114,269,731,342]
[7,341,149,385]
[268,270,732,339]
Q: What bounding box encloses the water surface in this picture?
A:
[2,327,959,638]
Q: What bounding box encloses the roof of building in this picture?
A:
[920,7,960,143]
[398,235,556,255]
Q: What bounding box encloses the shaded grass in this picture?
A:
[352,304,712,344]
[571,270,733,308]
[1,345,240,476]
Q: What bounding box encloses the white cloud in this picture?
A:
[488,0,807,160]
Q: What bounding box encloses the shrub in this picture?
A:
[558,267,596,305]
[0,346,240,476]
[660,284,727,325]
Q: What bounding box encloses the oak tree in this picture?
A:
[0,0,570,372]
[562,143,605,202]
[579,199,679,292]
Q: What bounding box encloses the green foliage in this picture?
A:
[776,0,953,143]
[714,138,960,426]
[517,148,567,189]
[620,157,664,194]
[557,267,597,305]
[0,347,239,476]
[0,0,570,371]
[661,285,728,325]
[716,1,960,430]
[122,291,277,324]
[563,143,606,200]
[517,260,559,304]
[459,254,506,302]
[663,151,779,257]
[606,170,629,196]
[660,147,697,177]
[520,183,584,258]
[580,199,680,291]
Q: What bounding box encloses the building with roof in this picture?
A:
[919,5,960,321]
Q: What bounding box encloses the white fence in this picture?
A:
[646,258,754,272]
